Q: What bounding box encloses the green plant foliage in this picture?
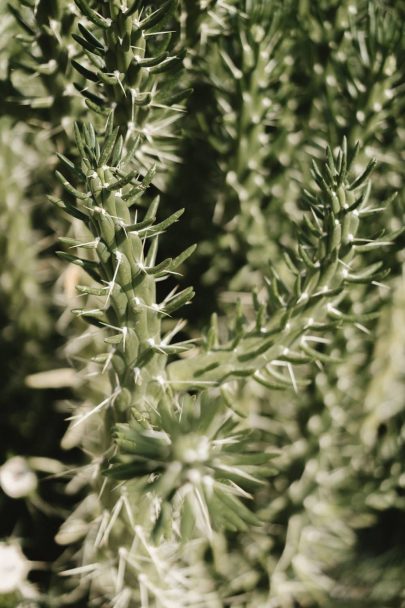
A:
[2,0,81,124]
[69,0,188,176]
[174,0,404,300]
[0,120,50,337]
[106,392,277,536]
[168,141,399,388]
[1,1,404,607]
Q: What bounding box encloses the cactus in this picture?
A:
[51,2,400,604]
[1,0,404,606]
[174,0,404,300]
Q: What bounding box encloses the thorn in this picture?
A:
[102,350,114,374]
[99,496,124,546]
[301,335,331,344]
[287,362,298,393]
[103,252,122,306]
[355,323,370,335]
[372,281,390,290]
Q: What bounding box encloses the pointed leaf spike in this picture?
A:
[55,171,89,200]
[74,0,111,28]
[99,127,120,167]
[349,159,377,191]
[138,1,175,31]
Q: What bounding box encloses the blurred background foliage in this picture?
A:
[0,0,404,606]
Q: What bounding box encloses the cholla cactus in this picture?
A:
[54,9,397,605]
[67,0,187,173]
[175,0,403,298]
[3,0,82,129]
[5,0,186,185]
[2,0,404,606]
[0,119,50,337]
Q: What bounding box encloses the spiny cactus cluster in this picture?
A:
[0,1,404,607]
